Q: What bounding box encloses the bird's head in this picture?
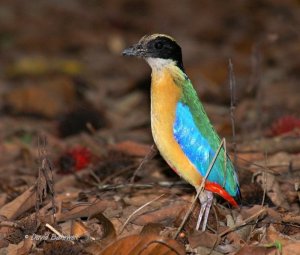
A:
[122,34,184,71]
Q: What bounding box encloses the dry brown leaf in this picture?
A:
[0,194,7,208]
[0,186,36,221]
[188,246,223,255]
[4,237,33,255]
[132,203,187,226]
[224,215,247,249]
[255,172,290,210]
[89,212,116,240]
[267,224,296,246]
[255,224,300,255]
[42,240,83,255]
[235,244,274,255]
[71,220,89,239]
[15,237,33,255]
[240,205,267,222]
[266,208,282,221]
[55,199,118,222]
[282,213,300,224]
[140,223,164,235]
[188,231,219,249]
[236,152,265,165]
[250,152,300,175]
[269,242,300,255]
[84,213,117,254]
[99,234,185,255]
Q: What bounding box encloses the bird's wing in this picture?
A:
[173,80,239,197]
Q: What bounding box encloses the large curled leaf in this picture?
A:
[100,234,185,255]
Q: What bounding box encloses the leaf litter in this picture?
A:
[0,0,300,254]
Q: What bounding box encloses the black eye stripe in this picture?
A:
[154,42,163,49]
[143,36,184,70]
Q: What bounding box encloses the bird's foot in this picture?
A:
[196,191,213,231]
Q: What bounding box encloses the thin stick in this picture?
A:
[261,152,268,207]
[228,59,237,167]
[207,207,267,253]
[101,163,139,184]
[131,144,157,183]
[97,181,188,191]
[250,43,262,135]
[174,138,226,239]
[36,135,56,224]
[234,155,287,175]
[45,223,64,238]
[246,155,268,244]
[219,207,266,237]
[119,194,165,234]
[0,221,23,229]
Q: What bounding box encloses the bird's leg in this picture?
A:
[196,190,214,231]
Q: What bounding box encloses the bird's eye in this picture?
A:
[154,42,163,50]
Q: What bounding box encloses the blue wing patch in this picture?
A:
[173,101,237,196]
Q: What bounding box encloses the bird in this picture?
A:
[123,34,240,231]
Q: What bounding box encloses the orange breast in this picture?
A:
[150,67,203,187]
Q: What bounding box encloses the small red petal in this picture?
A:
[67,147,92,171]
[270,116,300,136]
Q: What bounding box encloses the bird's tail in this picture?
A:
[205,181,240,207]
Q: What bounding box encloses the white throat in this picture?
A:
[146,57,175,73]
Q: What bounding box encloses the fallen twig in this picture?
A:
[97,181,189,191]
[219,207,266,237]
[131,144,157,183]
[228,58,237,167]
[174,138,226,239]
[119,194,165,235]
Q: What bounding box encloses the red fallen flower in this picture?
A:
[58,146,92,174]
[269,116,300,137]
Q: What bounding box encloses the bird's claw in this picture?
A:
[196,191,213,231]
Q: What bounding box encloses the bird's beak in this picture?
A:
[122,43,145,57]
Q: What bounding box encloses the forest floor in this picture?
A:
[0,0,299,254]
